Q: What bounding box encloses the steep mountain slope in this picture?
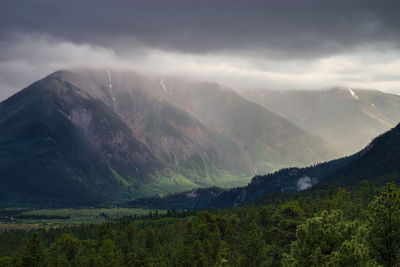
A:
[130,122,400,209]
[125,157,353,209]
[0,69,340,206]
[0,71,246,205]
[0,79,124,205]
[242,88,400,155]
[149,78,339,174]
[317,122,400,188]
[52,70,250,188]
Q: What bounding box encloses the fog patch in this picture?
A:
[297,176,314,191]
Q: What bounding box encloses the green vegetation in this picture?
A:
[2,181,400,266]
[0,208,162,229]
[140,170,251,198]
[131,120,400,211]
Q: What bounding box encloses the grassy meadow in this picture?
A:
[0,207,163,229]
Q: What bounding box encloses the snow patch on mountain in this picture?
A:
[160,78,173,95]
[348,88,359,100]
[106,70,113,89]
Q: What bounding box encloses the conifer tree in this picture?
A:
[367,182,400,267]
[20,233,44,267]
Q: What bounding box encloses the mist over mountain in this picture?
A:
[147,78,339,173]
[0,69,339,206]
[130,121,400,210]
[242,88,400,155]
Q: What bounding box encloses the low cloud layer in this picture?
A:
[1,0,400,100]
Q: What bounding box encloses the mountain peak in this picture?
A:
[0,69,341,206]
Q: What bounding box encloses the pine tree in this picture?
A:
[215,240,233,267]
[239,221,266,267]
[49,233,80,264]
[367,182,400,267]
[145,226,156,251]
[283,210,376,266]
[20,233,44,267]
[99,239,117,267]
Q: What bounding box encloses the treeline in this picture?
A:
[1,181,400,266]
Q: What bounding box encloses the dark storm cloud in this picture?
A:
[1,0,400,100]
[1,0,400,59]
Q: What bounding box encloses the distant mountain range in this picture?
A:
[242,88,400,155]
[149,79,339,173]
[0,69,339,206]
[128,122,400,210]
[243,87,400,155]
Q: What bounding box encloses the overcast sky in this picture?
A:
[1,0,400,100]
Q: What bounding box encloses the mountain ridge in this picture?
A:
[148,78,340,173]
[242,87,400,155]
[0,69,340,206]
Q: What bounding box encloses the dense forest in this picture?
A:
[1,181,400,266]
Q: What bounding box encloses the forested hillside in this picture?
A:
[1,181,399,266]
[130,122,400,210]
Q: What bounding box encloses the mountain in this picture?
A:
[124,157,353,210]
[242,88,400,155]
[147,78,339,174]
[129,122,400,209]
[0,70,243,205]
[0,69,339,206]
[52,70,254,189]
[316,121,400,188]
